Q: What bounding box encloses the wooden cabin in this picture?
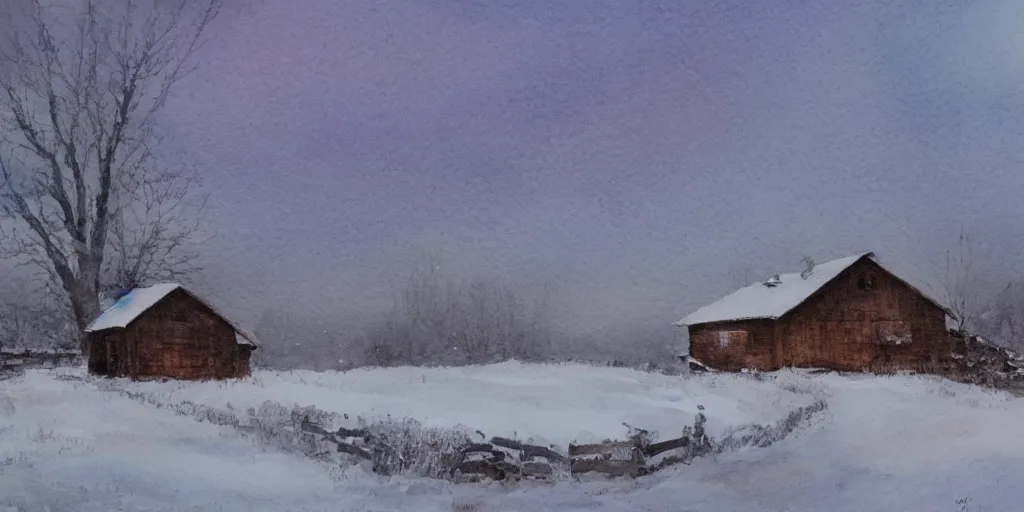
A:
[674,252,953,372]
[84,283,258,380]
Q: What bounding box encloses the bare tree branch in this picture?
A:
[930,228,997,333]
[102,161,210,293]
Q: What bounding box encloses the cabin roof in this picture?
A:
[674,252,950,327]
[84,283,260,346]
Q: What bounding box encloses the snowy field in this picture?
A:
[108,361,818,448]
[3,362,1024,511]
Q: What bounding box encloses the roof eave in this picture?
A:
[234,330,261,348]
[84,326,117,334]
[84,319,136,333]
[676,315,779,327]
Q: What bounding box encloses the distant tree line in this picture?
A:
[254,256,556,369]
[357,257,552,366]
[0,277,76,351]
[245,254,683,371]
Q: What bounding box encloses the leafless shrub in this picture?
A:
[452,501,486,512]
[866,359,905,376]
[359,255,554,367]
[714,399,828,453]
[955,496,971,512]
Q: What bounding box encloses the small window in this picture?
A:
[857,273,874,290]
[716,330,749,348]
[876,322,911,345]
[169,309,189,322]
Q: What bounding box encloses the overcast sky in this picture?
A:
[142,0,1024,335]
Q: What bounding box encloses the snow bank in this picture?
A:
[687,370,1024,512]
[814,372,1023,474]
[0,371,359,512]
[113,361,819,447]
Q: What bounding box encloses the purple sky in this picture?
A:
[152,0,1024,334]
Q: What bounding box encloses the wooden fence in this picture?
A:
[0,348,82,374]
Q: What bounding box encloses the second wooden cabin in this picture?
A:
[675,252,953,372]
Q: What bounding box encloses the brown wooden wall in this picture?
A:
[688,258,950,372]
[688,319,777,371]
[87,289,253,380]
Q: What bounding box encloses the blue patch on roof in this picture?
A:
[110,292,135,310]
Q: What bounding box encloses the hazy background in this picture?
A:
[5,0,1024,365]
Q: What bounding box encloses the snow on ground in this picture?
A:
[112,361,817,448]
[4,363,1024,511]
[0,371,371,512]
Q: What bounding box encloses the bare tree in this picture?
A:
[0,0,219,349]
[933,229,993,333]
[989,281,1024,351]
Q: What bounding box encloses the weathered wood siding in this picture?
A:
[687,258,950,372]
[687,319,776,371]
[87,289,252,380]
[776,258,948,371]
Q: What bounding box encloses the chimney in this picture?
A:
[800,256,815,280]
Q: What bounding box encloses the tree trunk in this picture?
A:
[70,262,101,354]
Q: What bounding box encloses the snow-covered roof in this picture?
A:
[85,283,260,347]
[674,252,949,327]
[235,332,255,347]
